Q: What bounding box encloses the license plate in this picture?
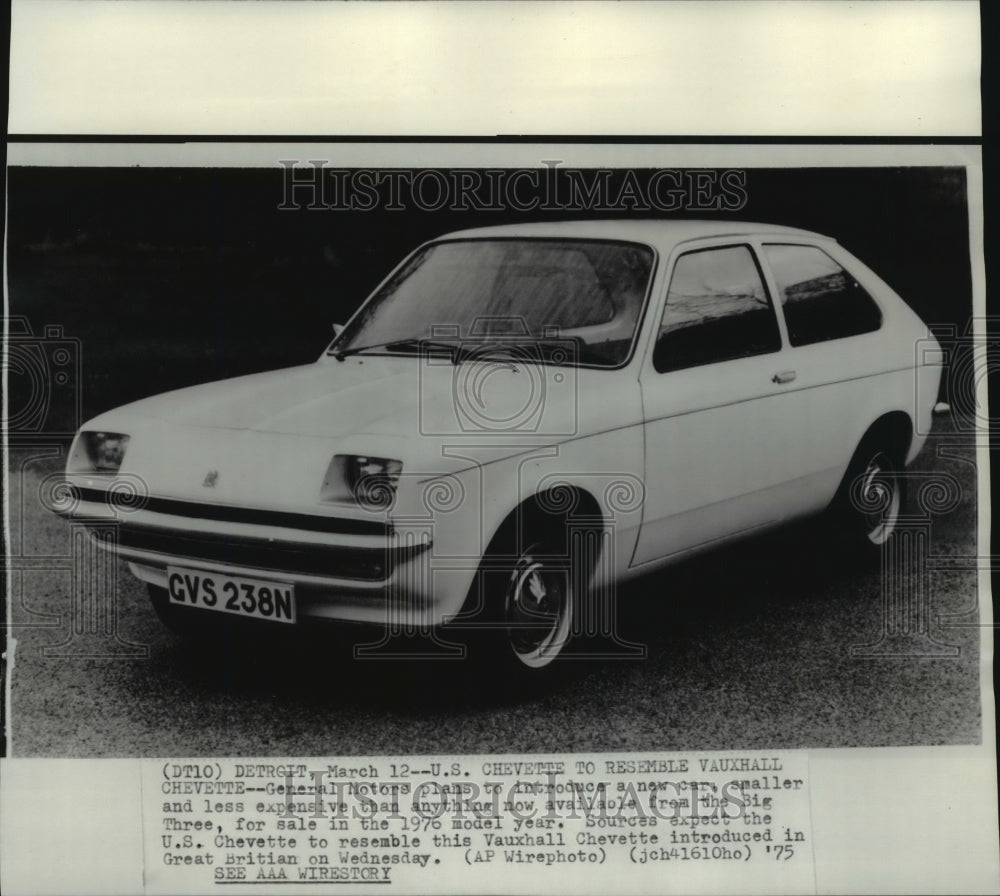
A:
[167,567,296,624]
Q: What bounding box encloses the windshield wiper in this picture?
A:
[335,337,583,366]
[334,338,460,362]
[461,339,583,367]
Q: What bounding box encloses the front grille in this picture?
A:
[116,525,404,581]
[69,486,391,536]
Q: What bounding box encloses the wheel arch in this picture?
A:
[454,484,609,673]
[833,410,914,505]
[856,411,914,467]
[485,484,607,557]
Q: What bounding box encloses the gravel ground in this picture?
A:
[6,415,983,757]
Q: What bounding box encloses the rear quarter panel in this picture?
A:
[769,241,941,504]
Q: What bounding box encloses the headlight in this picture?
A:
[321,455,403,509]
[70,431,131,473]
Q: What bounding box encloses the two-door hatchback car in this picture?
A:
[56,220,942,674]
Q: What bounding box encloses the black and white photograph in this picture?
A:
[4,159,985,755]
[2,2,996,895]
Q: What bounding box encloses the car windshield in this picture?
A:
[332,238,655,367]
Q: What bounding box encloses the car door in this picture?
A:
[632,240,802,567]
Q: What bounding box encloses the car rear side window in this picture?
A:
[762,244,883,347]
[654,244,781,373]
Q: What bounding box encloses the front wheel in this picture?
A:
[502,542,574,670]
[465,518,601,685]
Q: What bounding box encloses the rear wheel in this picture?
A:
[836,443,905,554]
[855,451,903,546]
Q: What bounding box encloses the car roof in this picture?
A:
[435,219,833,254]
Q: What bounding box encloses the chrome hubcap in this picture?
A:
[859,454,901,545]
[505,550,571,668]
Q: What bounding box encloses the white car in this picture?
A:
[56,220,942,675]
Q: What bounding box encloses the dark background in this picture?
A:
[6,165,972,431]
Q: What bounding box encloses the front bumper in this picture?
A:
[52,483,464,627]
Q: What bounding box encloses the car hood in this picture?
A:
[86,353,637,447]
[79,356,642,506]
[110,359,428,436]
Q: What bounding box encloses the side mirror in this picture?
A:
[331,323,345,339]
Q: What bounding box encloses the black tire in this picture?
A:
[464,512,601,683]
[834,441,905,556]
[498,536,575,670]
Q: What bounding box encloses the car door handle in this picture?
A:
[772,370,797,384]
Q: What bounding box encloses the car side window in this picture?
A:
[654,244,782,373]
[762,244,883,347]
